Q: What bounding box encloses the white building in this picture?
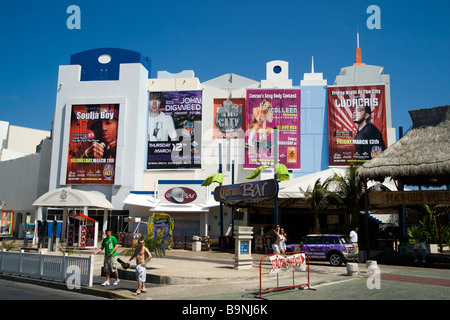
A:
[0,43,395,241]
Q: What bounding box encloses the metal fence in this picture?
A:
[0,250,94,287]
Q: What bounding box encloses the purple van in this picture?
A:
[286,234,358,266]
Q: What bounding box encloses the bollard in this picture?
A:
[366,260,380,274]
[346,263,359,276]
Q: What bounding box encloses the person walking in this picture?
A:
[279,228,287,254]
[94,229,120,286]
[128,237,152,295]
[349,227,359,254]
[272,225,281,254]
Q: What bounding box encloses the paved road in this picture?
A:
[186,268,450,300]
[0,279,108,300]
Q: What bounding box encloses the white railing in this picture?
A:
[0,250,94,287]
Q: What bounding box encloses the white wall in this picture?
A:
[50,63,150,210]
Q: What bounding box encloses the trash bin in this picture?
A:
[192,236,202,252]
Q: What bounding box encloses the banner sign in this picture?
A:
[66,104,120,184]
[269,253,306,273]
[370,190,450,206]
[158,181,206,204]
[164,187,198,204]
[0,210,14,236]
[148,213,174,249]
[213,98,245,139]
[147,90,202,169]
[328,85,387,166]
[245,89,301,169]
[214,179,279,203]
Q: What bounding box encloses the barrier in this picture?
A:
[255,251,315,300]
[0,249,94,287]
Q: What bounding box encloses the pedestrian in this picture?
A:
[413,242,428,263]
[94,229,120,286]
[272,225,281,254]
[279,228,287,254]
[128,237,152,295]
[349,227,359,254]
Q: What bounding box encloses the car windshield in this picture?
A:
[339,236,351,244]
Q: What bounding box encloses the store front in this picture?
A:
[33,188,113,245]
[124,180,221,238]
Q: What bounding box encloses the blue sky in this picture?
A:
[0,0,448,133]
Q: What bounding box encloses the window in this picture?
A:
[324,237,339,244]
[303,236,322,244]
[339,236,351,244]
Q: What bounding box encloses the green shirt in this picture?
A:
[101,236,118,257]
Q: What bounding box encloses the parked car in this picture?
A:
[286,234,358,266]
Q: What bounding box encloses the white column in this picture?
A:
[61,207,68,245]
[204,211,208,237]
[102,209,108,238]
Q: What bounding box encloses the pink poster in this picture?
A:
[245,89,301,169]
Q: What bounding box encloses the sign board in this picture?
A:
[213,98,245,139]
[328,85,387,166]
[147,90,202,169]
[66,104,120,184]
[214,179,279,203]
[269,253,306,273]
[370,190,450,206]
[245,89,301,169]
[240,241,249,254]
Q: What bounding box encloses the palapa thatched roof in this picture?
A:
[358,105,450,187]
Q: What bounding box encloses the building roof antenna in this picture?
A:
[354,26,365,66]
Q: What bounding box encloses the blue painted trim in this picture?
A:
[130,191,155,195]
[70,48,150,81]
[158,180,205,185]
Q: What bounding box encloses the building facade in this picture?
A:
[0,44,394,240]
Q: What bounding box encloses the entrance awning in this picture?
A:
[33,188,113,209]
[123,193,160,208]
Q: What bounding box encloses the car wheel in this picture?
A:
[329,253,343,266]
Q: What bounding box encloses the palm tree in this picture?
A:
[303,178,330,233]
[325,164,365,227]
[121,233,166,258]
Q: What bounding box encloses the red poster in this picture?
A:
[66,104,120,184]
[328,85,387,166]
[213,98,245,139]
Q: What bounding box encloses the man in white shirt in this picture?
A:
[148,92,178,141]
[349,227,359,254]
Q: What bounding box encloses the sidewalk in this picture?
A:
[89,249,353,300]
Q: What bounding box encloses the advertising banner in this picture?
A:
[245,89,301,169]
[66,104,120,184]
[213,98,245,139]
[269,253,306,273]
[148,213,174,250]
[328,85,387,166]
[147,90,202,169]
[0,210,14,236]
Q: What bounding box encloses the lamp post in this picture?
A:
[273,128,279,225]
